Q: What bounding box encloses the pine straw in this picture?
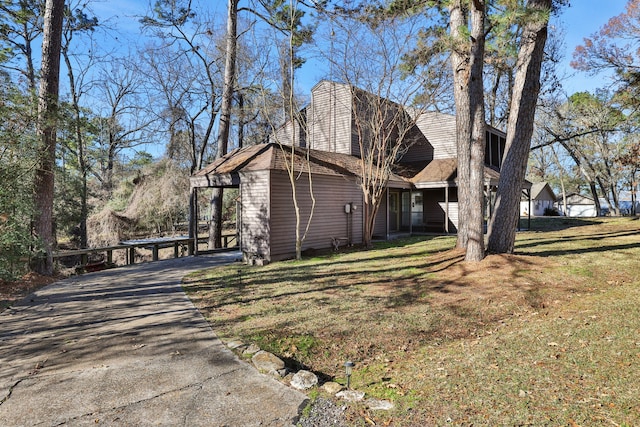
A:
[0,272,60,311]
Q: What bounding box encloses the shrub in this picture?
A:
[544,207,560,216]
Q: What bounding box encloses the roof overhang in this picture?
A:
[190,173,239,189]
[414,181,457,189]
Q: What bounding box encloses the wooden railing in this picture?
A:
[53,234,238,272]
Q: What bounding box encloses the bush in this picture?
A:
[0,165,39,280]
[544,207,560,216]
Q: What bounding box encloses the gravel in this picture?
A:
[297,397,350,427]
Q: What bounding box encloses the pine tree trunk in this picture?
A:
[449,0,486,261]
[466,2,487,262]
[32,0,64,275]
[450,1,471,250]
[487,0,551,253]
[208,0,238,249]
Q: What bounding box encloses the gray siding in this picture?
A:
[269,171,364,261]
[272,119,300,147]
[309,81,353,155]
[239,171,271,261]
[401,139,434,163]
[415,111,457,159]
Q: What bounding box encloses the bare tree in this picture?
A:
[142,1,225,245]
[617,140,640,215]
[318,11,428,248]
[60,3,99,248]
[33,0,64,275]
[535,91,628,216]
[94,58,157,193]
[252,0,317,260]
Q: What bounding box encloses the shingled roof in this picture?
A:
[191,143,411,189]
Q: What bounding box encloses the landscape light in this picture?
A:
[344,361,355,389]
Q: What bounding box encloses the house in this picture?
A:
[557,193,598,217]
[191,80,513,264]
[520,182,556,216]
[615,190,639,215]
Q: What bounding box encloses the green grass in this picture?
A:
[184,217,640,426]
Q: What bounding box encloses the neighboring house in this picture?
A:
[521,182,556,216]
[557,193,598,217]
[191,80,515,264]
[617,190,639,215]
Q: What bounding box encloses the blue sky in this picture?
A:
[91,0,631,96]
[84,0,632,160]
[554,0,629,94]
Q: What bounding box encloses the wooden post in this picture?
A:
[445,186,450,234]
[194,188,199,255]
[128,247,135,264]
[107,250,113,265]
[152,245,159,261]
[174,242,179,258]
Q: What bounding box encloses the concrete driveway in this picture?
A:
[0,252,308,426]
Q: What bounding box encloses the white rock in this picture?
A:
[290,370,319,390]
[366,398,394,410]
[226,340,246,350]
[336,390,365,402]
[251,350,285,373]
[243,343,261,354]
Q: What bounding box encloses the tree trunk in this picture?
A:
[487,0,551,254]
[631,172,637,215]
[550,145,568,214]
[33,0,64,275]
[466,2,487,262]
[450,1,471,250]
[588,182,601,215]
[449,0,486,261]
[208,188,223,248]
[63,44,89,248]
[208,0,238,249]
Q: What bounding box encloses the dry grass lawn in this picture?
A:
[183,217,640,426]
